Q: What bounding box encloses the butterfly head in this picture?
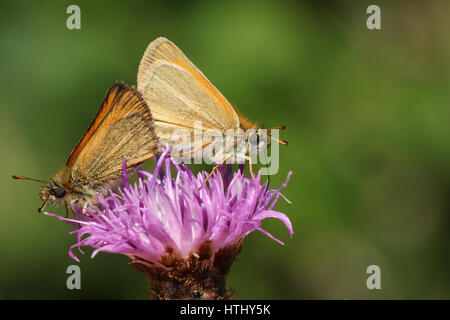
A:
[39,179,68,211]
[248,129,269,153]
[247,127,288,153]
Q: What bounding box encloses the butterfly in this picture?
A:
[13,81,158,213]
[136,37,286,176]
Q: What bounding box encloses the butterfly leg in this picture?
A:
[81,202,94,217]
[204,165,220,185]
[201,154,232,188]
[249,158,255,178]
[244,156,255,178]
[82,202,89,215]
[64,204,69,218]
[174,141,212,158]
[68,203,83,228]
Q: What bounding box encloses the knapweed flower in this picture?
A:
[46,149,292,299]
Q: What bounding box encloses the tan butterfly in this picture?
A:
[137,37,286,175]
[13,82,158,213]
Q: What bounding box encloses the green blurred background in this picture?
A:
[1,0,450,299]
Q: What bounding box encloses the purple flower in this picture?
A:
[47,149,292,262]
[46,148,292,299]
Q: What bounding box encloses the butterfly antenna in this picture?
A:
[268,125,286,130]
[267,135,288,146]
[12,175,46,183]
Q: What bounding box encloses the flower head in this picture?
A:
[46,148,292,299]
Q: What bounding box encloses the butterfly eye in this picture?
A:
[53,186,66,198]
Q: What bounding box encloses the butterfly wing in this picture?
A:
[137,37,240,152]
[67,82,157,183]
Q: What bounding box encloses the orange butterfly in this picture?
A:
[13,82,158,213]
[137,37,286,176]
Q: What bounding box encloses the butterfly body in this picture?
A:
[39,169,120,208]
[15,81,158,212]
[137,37,284,165]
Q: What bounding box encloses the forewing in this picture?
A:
[137,37,240,132]
[67,82,157,183]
